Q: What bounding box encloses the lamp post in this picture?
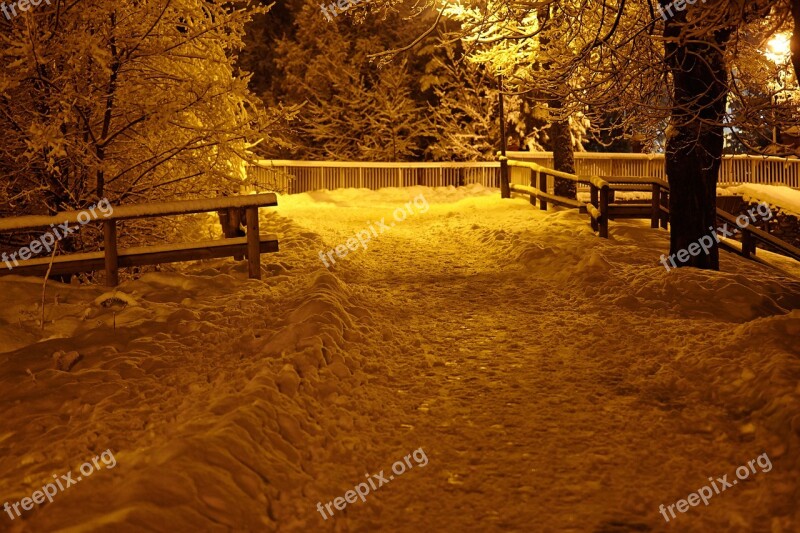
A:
[766,33,791,148]
[498,72,510,198]
[773,88,778,146]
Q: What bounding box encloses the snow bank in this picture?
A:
[0,183,797,531]
[721,184,800,217]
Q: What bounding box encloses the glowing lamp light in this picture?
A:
[765,33,791,64]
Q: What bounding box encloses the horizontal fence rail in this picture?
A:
[250,161,501,194]
[0,194,279,286]
[506,152,800,189]
[504,160,800,268]
[505,158,613,238]
[250,153,800,193]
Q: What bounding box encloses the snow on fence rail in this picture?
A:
[0,194,279,286]
[505,159,800,266]
[506,152,800,189]
[249,161,501,193]
[505,159,614,238]
[251,153,800,193]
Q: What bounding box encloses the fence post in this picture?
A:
[599,185,610,238]
[539,171,548,211]
[223,207,245,260]
[500,159,510,198]
[103,220,119,287]
[245,207,261,280]
[590,184,599,232]
[742,229,756,258]
[528,169,536,206]
[651,182,661,229]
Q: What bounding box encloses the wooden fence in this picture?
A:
[249,161,501,194]
[503,158,800,266]
[505,152,800,189]
[0,195,279,286]
[250,153,800,193]
[506,159,613,238]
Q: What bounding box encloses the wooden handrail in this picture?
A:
[0,193,278,232]
[509,184,585,210]
[257,160,501,169]
[715,209,800,261]
[507,160,798,267]
[252,153,800,191]
[505,158,610,238]
[506,159,611,189]
[0,194,279,285]
[651,180,799,263]
[506,151,800,164]
[600,176,669,188]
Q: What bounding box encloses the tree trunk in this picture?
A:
[663,9,731,270]
[549,99,577,199]
[535,6,575,199]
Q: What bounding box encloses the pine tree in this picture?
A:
[422,41,547,160]
[270,0,437,160]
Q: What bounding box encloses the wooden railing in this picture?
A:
[506,153,666,187]
[504,159,613,238]
[504,161,674,239]
[250,160,501,193]
[507,152,800,188]
[715,210,800,262]
[0,194,279,286]
[251,153,800,194]
[646,180,800,263]
[574,174,800,264]
[602,175,671,229]
[504,159,673,239]
[503,159,800,266]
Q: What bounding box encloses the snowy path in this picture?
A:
[284,188,800,532]
[1,186,798,532]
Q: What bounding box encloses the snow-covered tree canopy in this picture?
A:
[425,0,796,152]
[0,0,281,219]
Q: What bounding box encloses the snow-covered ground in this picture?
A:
[0,184,798,532]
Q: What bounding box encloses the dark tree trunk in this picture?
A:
[549,99,577,199]
[663,7,732,270]
[534,6,575,199]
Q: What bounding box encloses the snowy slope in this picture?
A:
[721,184,800,216]
[0,184,797,532]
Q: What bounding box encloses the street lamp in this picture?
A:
[766,33,791,65]
[765,33,792,146]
